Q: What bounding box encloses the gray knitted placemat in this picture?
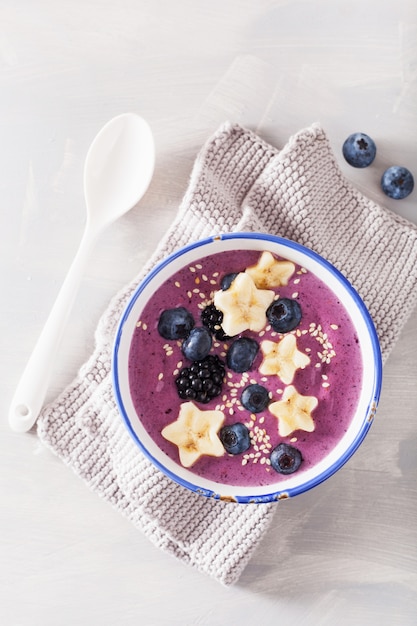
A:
[37,122,417,586]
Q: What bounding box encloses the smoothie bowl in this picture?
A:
[112,233,382,503]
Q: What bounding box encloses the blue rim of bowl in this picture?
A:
[112,232,383,504]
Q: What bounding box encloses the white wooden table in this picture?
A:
[1,2,416,624]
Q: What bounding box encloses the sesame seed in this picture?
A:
[189,266,196,273]
[175,281,181,288]
[322,382,330,388]
[292,292,299,298]
[158,372,163,381]
[330,324,339,330]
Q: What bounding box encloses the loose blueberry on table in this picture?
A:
[381,165,414,200]
[342,132,376,168]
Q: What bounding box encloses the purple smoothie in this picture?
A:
[128,249,363,486]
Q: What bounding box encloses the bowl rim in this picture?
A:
[112,232,383,503]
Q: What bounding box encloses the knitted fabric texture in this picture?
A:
[37,122,417,586]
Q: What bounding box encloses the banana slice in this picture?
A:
[214,272,274,336]
[269,385,318,437]
[246,251,295,289]
[259,334,310,384]
[161,401,225,468]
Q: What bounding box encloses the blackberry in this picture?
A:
[175,355,225,404]
[201,303,231,340]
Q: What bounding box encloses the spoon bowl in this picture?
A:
[9,113,155,433]
[84,114,154,230]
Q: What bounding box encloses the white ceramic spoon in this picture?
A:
[9,113,155,432]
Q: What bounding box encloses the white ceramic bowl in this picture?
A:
[112,233,382,503]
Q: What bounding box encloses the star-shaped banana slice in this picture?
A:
[214,272,275,336]
[161,401,225,468]
[259,334,310,384]
[245,251,295,289]
[269,385,318,437]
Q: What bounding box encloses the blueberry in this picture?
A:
[270,443,303,475]
[266,298,302,333]
[226,337,259,373]
[219,423,251,455]
[381,166,414,199]
[182,327,212,361]
[241,384,269,413]
[220,272,238,290]
[158,307,195,340]
[342,132,376,168]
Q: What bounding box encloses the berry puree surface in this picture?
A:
[128,249,363,487]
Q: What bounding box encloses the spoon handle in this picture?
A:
[8,229,96,432]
